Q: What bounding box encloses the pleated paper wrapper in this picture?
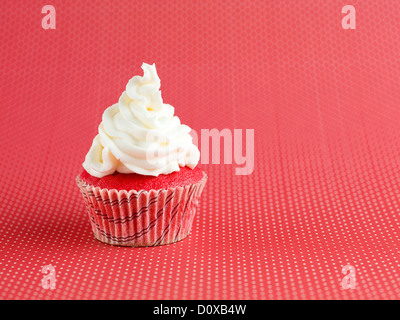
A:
[75,173,207,247]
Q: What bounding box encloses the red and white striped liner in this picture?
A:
[75,172,207,247]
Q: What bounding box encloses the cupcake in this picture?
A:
[76,63,207,247]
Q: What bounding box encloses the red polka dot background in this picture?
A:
[1,0,400,299]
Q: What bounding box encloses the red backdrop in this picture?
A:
[1,0,400,299]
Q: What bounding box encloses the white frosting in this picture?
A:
[83,63,200,178]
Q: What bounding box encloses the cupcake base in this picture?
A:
[92,226,191,247]
[76,170,207,247]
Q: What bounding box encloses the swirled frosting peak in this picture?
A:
[83,63,200,178]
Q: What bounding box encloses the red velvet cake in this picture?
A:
[78,166,205,192]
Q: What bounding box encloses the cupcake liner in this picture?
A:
[75,172,207,247]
